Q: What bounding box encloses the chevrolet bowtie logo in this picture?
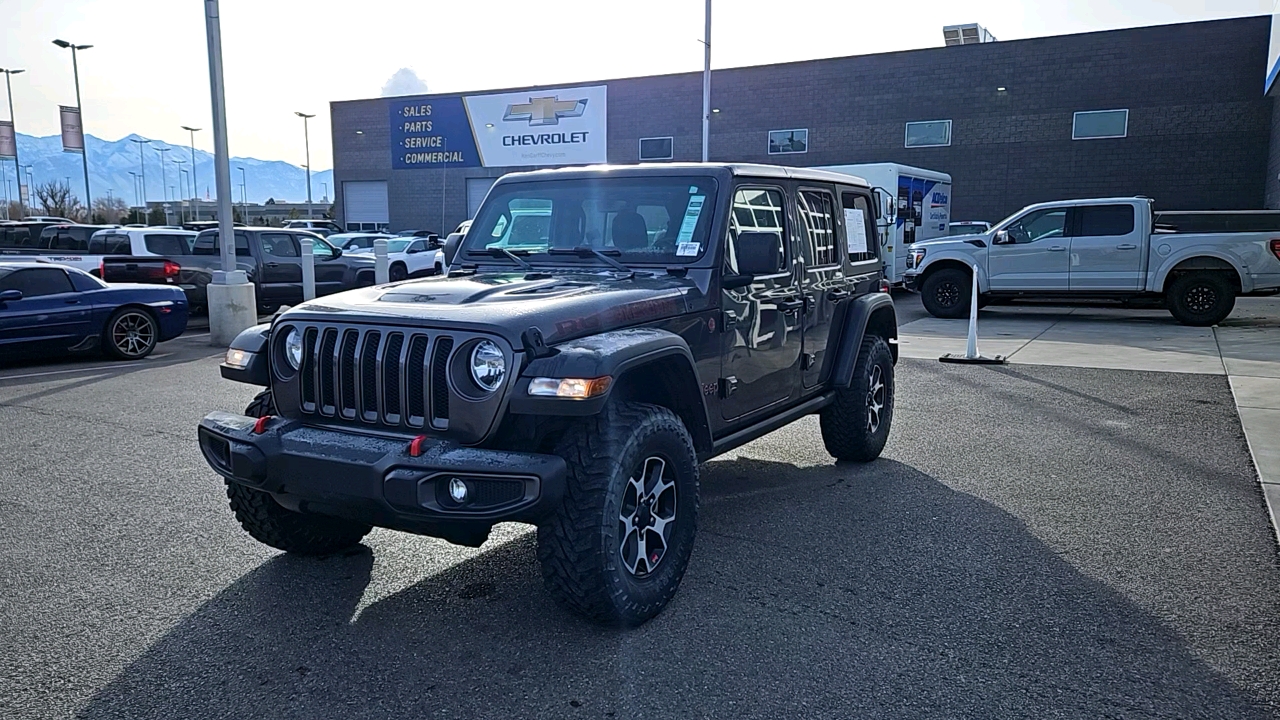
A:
[503,96,588,126]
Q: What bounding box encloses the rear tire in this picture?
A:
[920,267,971,319]
[225,390,372,556]
[537,402,699,626]
[1167,271,1235,326]
[820,336,894,462]
[102,307,159,360]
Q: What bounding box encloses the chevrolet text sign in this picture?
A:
[389,85,607,169]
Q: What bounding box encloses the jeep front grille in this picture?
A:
[298,326,454,431]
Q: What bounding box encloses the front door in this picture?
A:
[1068,203,1144,291]
[720,186,802,421]
[988,207,1070,291]
[299,234,347,295]
[0,267,92,354]
[796,187,845,388]
[258,232,304,305]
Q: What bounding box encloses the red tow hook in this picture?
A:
[252,415,273,434]
[409,435,428,457]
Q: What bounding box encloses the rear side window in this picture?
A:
[0,267,75,296]
[1076,205,1135,237]
[841,192,877,264]
[0,226,33,249]
[89,233,132,255]
[41,227,90,252]
[797,189,840,267]
[193,232,252,257]
[144,234,194,255]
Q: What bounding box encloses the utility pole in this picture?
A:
[295,111,315,219]
[1,68,25,216]
[52,40,93,208]
[203,0,255,345]
[701,0,711,163]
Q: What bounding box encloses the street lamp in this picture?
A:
[52,39,93,208]
[237,166,247,223]
[22,164,33,207]
[127,171,139,209]
[130,137,150,207]
[181,125,201,218]
[295,111,315,219]
[155,146,170,201]
[0,68,25,216]
[321,181,328,203]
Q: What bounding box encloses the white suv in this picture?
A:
[282,219,343,237]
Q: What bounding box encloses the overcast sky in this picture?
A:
[1,0,1271,171]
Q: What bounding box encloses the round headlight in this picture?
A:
[469,340,506,392]
[284,328,303,370]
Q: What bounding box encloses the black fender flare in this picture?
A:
[219,322,272,386]
[508,328,713,451]
[831,293,898,389]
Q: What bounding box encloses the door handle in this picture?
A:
[264,261,280,268]
[1047,246,1066,252]
[1116,244,1138,250]
[827,289,851,301]
[776,297,804,312]
[64,298,79,304]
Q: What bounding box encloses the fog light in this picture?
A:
[448,478,468,503]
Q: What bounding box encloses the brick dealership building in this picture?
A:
[330,15,1275,234]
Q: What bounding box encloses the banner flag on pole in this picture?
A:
[60,106,85,153]
[0,121,16,159]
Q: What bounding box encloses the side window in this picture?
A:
[840,192,878,264]
[726,188,786,275]
[261,233,300,258]
[144,234,193,256]
[0,268,75,297]
[406,240,425,253]
[302,236,335,259]
[1076,205,1135,237]
[797,189,839,267]
[194,233,252,256]
[44,229,88,252]
[1005,209,1068,244]
[0,227,32,248]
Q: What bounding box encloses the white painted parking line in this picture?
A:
[0,354,176,381]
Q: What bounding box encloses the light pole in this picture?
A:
[175,164,188,222]
[22,164,33,209]
[130,137,150,208]
[321,181,328,203]
[52,40,92,208]
[156,146,170,201]
[295,111,314,219]
[237,166,247,222]
[181,125,201,218]
[1,68,25,216]
[701,0,711,162]
[127,171,139,211]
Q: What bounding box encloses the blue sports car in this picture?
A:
[0,262,188,361]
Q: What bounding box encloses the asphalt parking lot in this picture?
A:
[3,298,1280,719]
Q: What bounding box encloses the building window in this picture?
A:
[768,128,808,155]
[638,137,674,161]
[905,120,951,148]
[1072,109,1128,140]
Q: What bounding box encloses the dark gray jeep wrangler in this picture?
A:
[200,163,898,626]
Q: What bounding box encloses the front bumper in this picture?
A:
[903,272,923,292]
[198,411,567,544]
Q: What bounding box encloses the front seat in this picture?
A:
[612,211,648,251]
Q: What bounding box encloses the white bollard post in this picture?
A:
[965,260,980,359]
[374,238,389,285]
[301,237,316,301]
[939,261,1006,365]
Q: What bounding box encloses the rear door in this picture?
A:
[988,207,1070,291]
[719,185,803,421]
[1067,203,1143,290]
[795,186,845,389]
[0,267,92,353]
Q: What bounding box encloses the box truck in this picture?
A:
[816,163,951,284]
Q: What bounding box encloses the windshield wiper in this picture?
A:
[473,246,535,272]
[548,246,633,274]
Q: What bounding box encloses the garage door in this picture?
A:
[467,178,497,219]
[343,181,389,232]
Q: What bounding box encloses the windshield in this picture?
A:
[460,176,718,265]
[948,223,986,236]
[387,239,413,253]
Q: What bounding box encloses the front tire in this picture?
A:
[820,336,894,462]
[1167,272,1235,326]
[225,390,372,556]
[389,262,408,282]
[537,402,699,626]
[920,267,971,319]
[102,307,158,360]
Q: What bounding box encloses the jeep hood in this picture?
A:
[280,270,700,346]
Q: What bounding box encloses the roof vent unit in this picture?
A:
[943,24,997,46]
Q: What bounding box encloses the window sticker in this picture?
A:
[844,208,868,254]
[676,195,706,242]
[676,242,701,257]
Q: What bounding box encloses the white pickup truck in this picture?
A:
[903,197,1280,326]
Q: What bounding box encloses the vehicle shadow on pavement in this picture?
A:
[77,459,1274,720]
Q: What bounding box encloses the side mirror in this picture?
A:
[0,289,22,303]
[735,231,784,277]
[993,229,1012,245]
[443,232,464,266]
